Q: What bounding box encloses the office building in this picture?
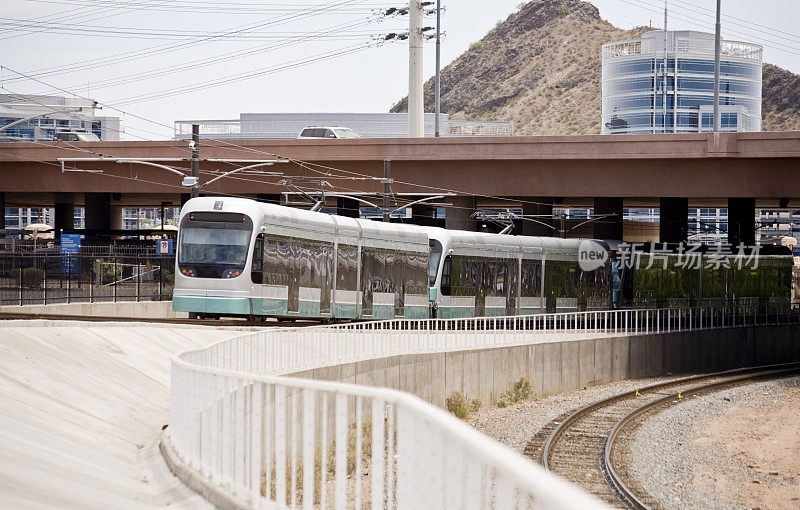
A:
[601,30,762,134]
[0,94,120,142]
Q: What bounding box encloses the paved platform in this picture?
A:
[0,321,241,509]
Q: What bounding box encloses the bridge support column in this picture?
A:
[54,193,74,239]
[411,203,438,226]
[257,194,281,205]
[728,197,756,247]
[84,192,111,239]
[521,197,553,237]
[659,197,688,245]
[593,197,623,240]
[0,191,5,235]
[336,197,360,218]
[445,196,477,231]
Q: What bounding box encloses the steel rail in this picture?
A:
[0,311,322,327]
[603,363,800,509]
[541,363,800,471]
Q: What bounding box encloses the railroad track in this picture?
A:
[524,363,800,509]
[0,311,323,327]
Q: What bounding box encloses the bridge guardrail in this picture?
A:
[166,306,796,509]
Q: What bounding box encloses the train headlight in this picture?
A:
[222,269,241,279]
[180,267,196,277]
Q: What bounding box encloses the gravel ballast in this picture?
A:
[470,374,800,510]
[469,377,677,454]
[628,375,800,509]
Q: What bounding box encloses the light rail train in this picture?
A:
[172,197,612,320]
[173,197,792,320]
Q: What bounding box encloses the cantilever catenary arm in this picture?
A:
[202,160,287,188]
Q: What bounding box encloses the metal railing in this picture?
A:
[0,254,175,305]
[167,305,795,509]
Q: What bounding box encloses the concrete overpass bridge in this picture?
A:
[1,130,798,244]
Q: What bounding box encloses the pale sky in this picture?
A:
[2,0,798,140]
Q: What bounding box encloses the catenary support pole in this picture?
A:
[190,124,200,198]
[383,160,391,222]
[713,0,721,132]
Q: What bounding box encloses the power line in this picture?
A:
[110,42,384,105]
[35,19,390,94]
[0,0,179,41]
[2,0,373,78]
[0,19,389,41]
[669,0,800,44]
[618,0,800,57]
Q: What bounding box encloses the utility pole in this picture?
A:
[382,160,392,222]
[663,1,668,133]
[408,1,424,138]
[713,0,722,132]
[190,124,200,198]
[434,0,441,137]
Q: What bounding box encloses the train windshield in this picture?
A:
[178,212,253,278]
[428,239,443,286]
[179,228,250,264]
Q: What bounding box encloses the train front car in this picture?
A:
[172,197,263,318]
[173,197,431,321]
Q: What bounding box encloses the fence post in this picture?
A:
[136,260,141,302]
[159,255,163,301]
[90,257,94,304]
[18,257,23,306]
[67,255,72,304]
[114,257,117,303]
[43,258,48,306]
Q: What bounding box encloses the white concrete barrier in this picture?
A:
[0,300,188,318]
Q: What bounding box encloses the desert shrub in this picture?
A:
[496,377,533,408]
[446,391,481,419]
[94,259,122,285]
[10,267,45,288]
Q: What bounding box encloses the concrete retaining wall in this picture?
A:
[288,325,800,407]
[0,300,188,319]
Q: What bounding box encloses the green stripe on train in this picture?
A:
[404,306,429,319]
[334,303,359,319]
[251,297,289,316]
[173,295,251,315]
[298,300,321,317]
[439,306,475,319]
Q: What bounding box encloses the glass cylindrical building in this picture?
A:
[601,30,762,134]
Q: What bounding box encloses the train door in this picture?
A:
[506,258,517,316]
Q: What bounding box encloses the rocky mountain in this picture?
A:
[391,0,800,134]
[762,63,800,131]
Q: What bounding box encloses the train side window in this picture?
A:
[441,255,452,296]
[251,233,264,283]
